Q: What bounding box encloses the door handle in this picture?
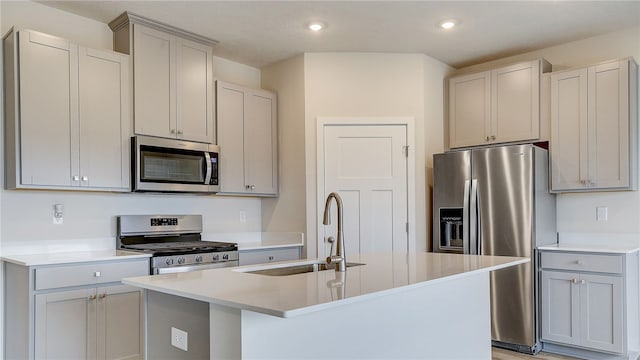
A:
[470,179,479,255]
[462,179,470,254]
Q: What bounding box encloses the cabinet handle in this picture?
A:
[94,271,101,277]
[572,278,578,284]
[170,129,176,134]
[89,294,97,300]
[81,176,88,182]
[268,256,275,261]
[177,130,183,135]
[99,293,107,299]
[580,280,586,285]
[491,135,496,140]
[246,185,256,190]
[485,136,490,142]
[73,175,80,181]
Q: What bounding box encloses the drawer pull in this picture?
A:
[575,260,583,265]
[268,256,275,261]
[94,271,101,277]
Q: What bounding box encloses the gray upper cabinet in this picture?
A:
[110,13,215,144]
[3,29,130,191]
[448,59,551,148]
[217,81,278,196]
[550,58,638,192]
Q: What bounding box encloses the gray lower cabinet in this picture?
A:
[4,258,148,360]
[239,247,301,266]
[540,250,639,357]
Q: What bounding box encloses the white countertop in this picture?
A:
[123,252,527,318]
[1,250,151,266]
[539,232,640,254]
[203,231,304,251]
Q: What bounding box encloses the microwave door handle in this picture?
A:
[204,152,212,185]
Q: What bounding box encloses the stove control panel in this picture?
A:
[150,217,179,226]
[152,251,239,269]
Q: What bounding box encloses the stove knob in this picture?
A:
[165,258,174,266]
[177,257,185,265]
[195,255,203,263]
[213,254,219,261]
[223,254,229,260]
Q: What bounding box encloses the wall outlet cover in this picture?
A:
[171,327,188,351]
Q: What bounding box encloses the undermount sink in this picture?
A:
[244,262,365,276]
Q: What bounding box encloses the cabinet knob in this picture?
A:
[177,130,183,135]
[575,260,583,265]
[73,175,80,181]
[246,185,256,190]
[580,280,586,285]
[485,136,490,142]
[89,294,97,300]
[572,278,579,284]
[491,135,496,140]
[99,293,107,299]
[81,176,88,182]
[94,271,101,277]
[268,256,275,261]
[170,129,176,134]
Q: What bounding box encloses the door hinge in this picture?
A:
[403,145,409,157]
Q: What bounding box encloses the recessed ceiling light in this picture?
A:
[308,22,326,32]
[439,19,458,30]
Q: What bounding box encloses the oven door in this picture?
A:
[153,260,238,275]
[133,135,220,193]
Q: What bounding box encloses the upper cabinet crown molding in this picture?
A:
[108,11,219,48]
[448,58,551,149]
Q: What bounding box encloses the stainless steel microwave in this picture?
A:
[132,136,220,193]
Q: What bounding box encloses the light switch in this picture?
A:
[596,207,608,221]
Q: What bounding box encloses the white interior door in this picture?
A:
[321,124,408,258]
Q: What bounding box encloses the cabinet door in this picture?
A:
[132,24,175,139]
[449,71,491,148]
[587,60,630,189]
[97,285,144,360]
[550,68,589,191]
[580,274,623,353]
[217,81,247,193]
[78,47,131,190]
[492,61,540,143]
[18,30,77,186]
[35,288,96,359]
[541,271,580,346]
[245,90,278,195]
[176,38,213,143]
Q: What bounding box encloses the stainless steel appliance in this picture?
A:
[432,144,556,354]
[117,214,238,274]
[132,135,220,193]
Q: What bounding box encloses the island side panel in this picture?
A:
[209,272,491,359]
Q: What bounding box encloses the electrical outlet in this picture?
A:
[171,327,188,351]
[52,204,64,225]
[239,211,246,223]
[596,206,608,221]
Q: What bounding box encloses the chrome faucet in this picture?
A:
[323,192,346,272]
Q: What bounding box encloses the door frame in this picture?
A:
[316,117,416,258]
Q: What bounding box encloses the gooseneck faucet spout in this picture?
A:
[323,192,346,272]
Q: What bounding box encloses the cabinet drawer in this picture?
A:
[35,259,149,290]
[540,252,623,274]
[239,247,300,266]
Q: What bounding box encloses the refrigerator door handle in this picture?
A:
[462,179,471,254]
[470,179,479,255]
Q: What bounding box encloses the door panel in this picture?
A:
[580,274,623,353]
[541,271,580,345]
[472,145,535,347]
[245,92,277,194]
[217,82,246,193]
[322,124,408,258]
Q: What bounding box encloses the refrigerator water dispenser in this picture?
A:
[439,208,463,250]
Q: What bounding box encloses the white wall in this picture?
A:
[0,2,263,356]
[261,55,307,235]
[302,52,451,257]
[457,27,640,234]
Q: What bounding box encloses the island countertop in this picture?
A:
[123,252,527,318]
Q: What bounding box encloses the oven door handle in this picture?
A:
[154,261,238,275]
[204,152,212,185]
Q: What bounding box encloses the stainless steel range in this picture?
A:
[117,215,238,274]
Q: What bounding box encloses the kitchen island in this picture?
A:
[123,252,527,359]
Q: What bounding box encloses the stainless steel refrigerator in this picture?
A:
[432,144,556,354]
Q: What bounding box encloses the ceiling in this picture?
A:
[39,1,640,69]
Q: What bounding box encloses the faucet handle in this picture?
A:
[327,236,335,257]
